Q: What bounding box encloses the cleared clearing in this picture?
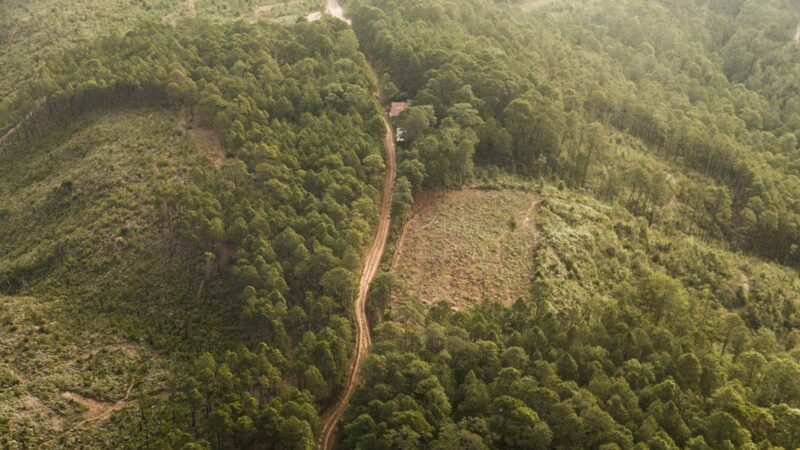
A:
[176,107,225,168]
[392,189,539,309]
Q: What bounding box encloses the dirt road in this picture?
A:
[307,0,351,24]
[318,73,396,450]
[319,117,395,450]
[315,1,395,447]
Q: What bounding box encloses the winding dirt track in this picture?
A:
[314,4,396,445]
[319,111,395,450]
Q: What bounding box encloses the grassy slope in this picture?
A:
[0,108,212,445]
[0,294,171,448]
[0,108,197,298]
[535,184,800,328]
[0,3,354,444]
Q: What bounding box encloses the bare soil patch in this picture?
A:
[392,189,539,309]
[21,393,64,432]
[186,0,197,16]
[61,391,131,425]
[518,0,559,11]
[176,107,225,168]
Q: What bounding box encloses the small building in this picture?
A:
[389,101,410,118]
[396,127,405,143]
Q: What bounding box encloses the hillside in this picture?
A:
[0,109,196,446]
[348,181,800,449]
[340,0,800,448]
[0,0,320,134]
[1,13,388,449]
[2,0,800,449]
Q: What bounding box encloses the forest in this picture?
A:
[339,0,800,448]
[0,0,799,448]
[1,13,385,449]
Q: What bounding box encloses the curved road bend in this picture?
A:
[319,119,395,450]
[308,2,394,448]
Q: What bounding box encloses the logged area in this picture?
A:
[4,0,800,448]
[0,109,193,445]
[392,189,538,309]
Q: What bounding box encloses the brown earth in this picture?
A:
[318,61,397,450]
[392,189,539,309]
[60,391,133,427]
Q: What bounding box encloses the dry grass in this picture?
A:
[176,106,225,168]
[391,189,539,310]
[0,295,170,446]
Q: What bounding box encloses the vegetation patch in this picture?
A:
[349,183,800,450]
[0,0,319,132]
[0,108,202,445]
[391,189,539,309]
[0,295,169,447]
[175,106,226,168]
[2,16,386,448]
[3,0,800,447]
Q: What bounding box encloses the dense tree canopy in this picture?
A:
[343,188,800,449]
[349,0,800,266]
[1,15,386,449]
[2,0,800,448]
